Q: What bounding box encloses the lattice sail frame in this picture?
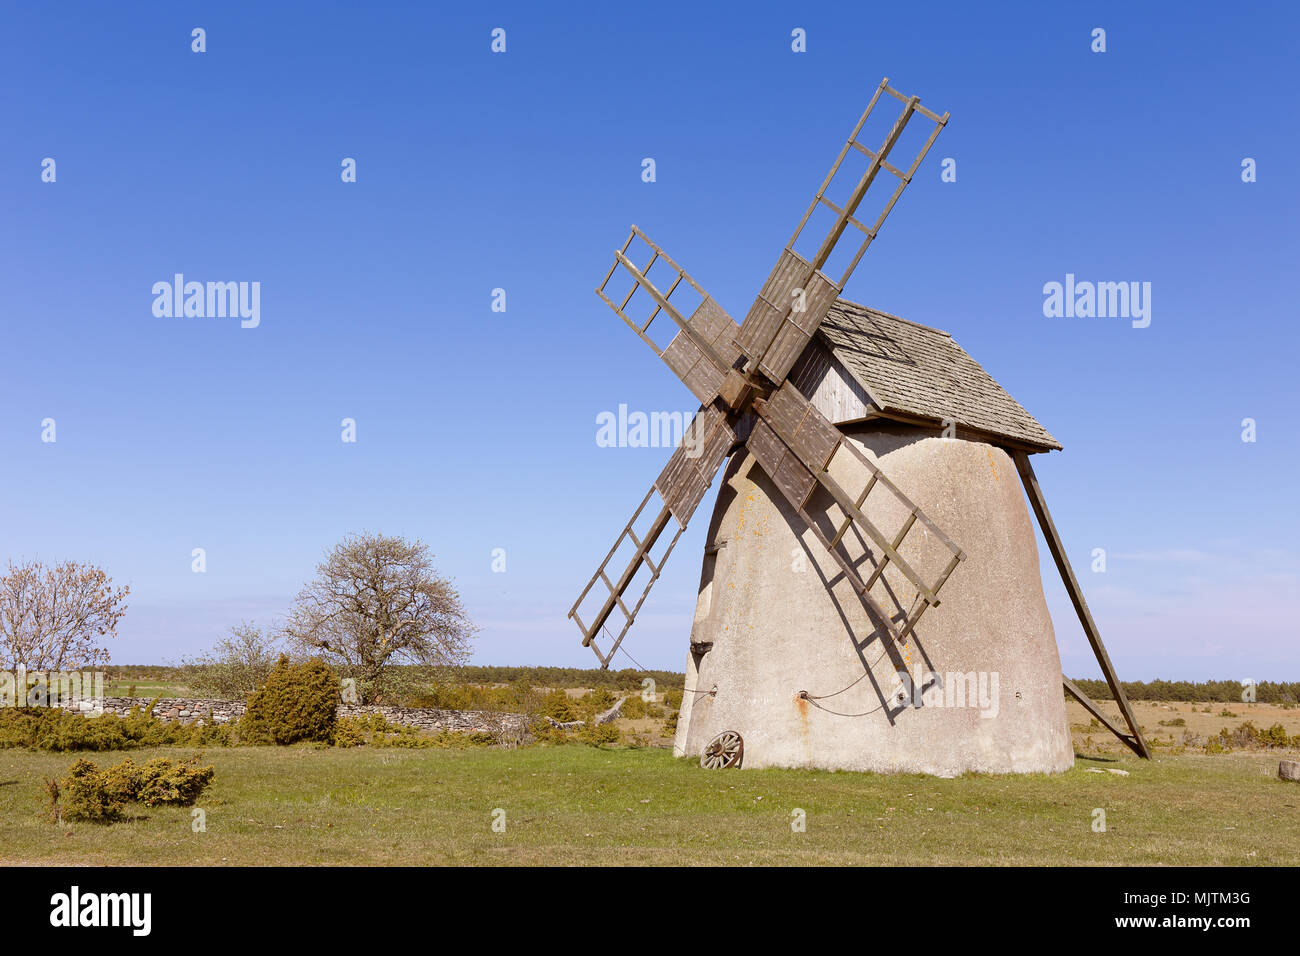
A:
[567,484,684,669]
[571,78,957,667]
[568,405,736,667]
[736,78,949,385]
[596,225,744,404]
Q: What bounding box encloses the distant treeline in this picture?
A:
[445,665,685,690]
[110,663,686,691]
[1070,678,1298,704]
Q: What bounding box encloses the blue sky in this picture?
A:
[1,2,1296,680]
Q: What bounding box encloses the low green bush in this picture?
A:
[47,755,214,823]
[1205,720,1300,752]
[59,758,126,822]
[528,718,569,744]
[577,722,621,747]
[583,689,616,715]
[332,713,389,747]
[332,713,426,748]
[135,756,216,806]
[538,689,576,723]
[0,704,233,751]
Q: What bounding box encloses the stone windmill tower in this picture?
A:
[569,78,1147,775]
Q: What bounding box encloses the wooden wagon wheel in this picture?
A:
[700,730,744,769]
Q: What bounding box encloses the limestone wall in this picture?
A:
[63,697,529,736]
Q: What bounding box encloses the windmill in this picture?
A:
[569,78,1148,774]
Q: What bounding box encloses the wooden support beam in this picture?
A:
[1012,451,1150,759]
[1062,676,1144,758]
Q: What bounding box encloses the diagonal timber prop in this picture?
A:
[1012,451,1150,759]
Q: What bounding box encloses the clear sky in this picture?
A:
[2,2,1296,681]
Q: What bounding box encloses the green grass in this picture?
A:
[2,745,1296,865]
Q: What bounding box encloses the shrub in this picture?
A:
[663,689,683,710]
[333,714,423,748]
[664,710,679,737]
[0,704,233,752]
[47,755,215,822]
[1260,723,1295,748]
[412,683,477,710]
[1203,720,1300,752]
[579,689,617,719]
[239,656,338,745]
[134,756,215,806]
[97,757,143,803]
[528,718,569,744]
[577,722,621,747]
[539,689,576,723]
[332,713,387,747]
[1158,718,1186,727]
[59,758,126,822]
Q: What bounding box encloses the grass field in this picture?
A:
[3,744,1297,866]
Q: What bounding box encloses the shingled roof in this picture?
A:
[815,299,1061,452]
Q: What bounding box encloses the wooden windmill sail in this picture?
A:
[568,78,1149,761]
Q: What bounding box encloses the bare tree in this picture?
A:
[0,560,129,670]
[175,622,284,699]
[281,533,475,703]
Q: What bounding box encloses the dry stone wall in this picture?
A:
[65,697,530,736]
